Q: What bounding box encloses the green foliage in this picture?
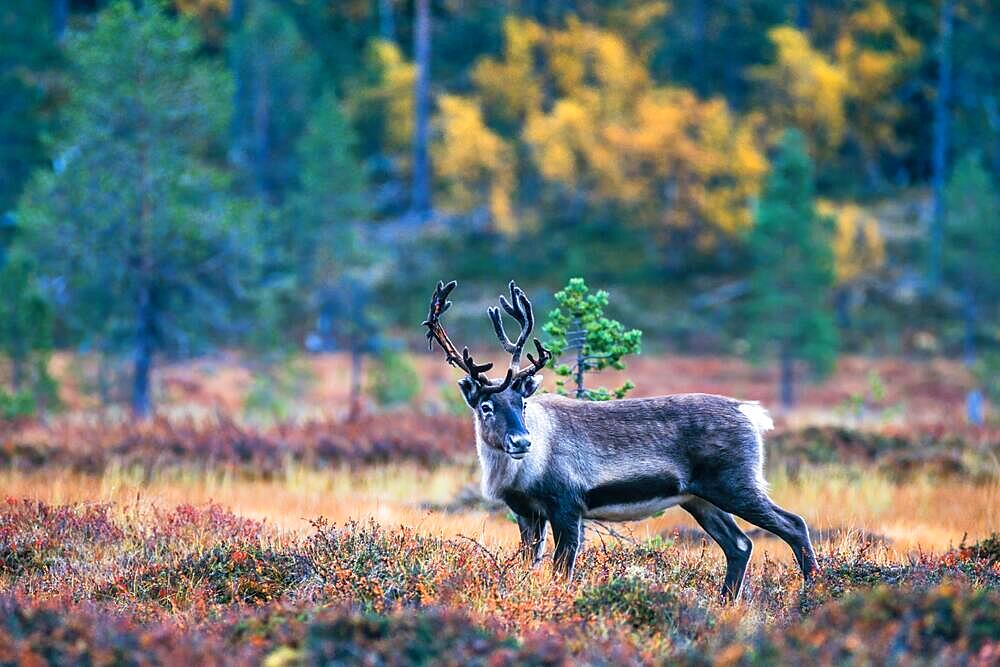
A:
[367,351,420,408]
[0,242,58,415]
[0,0,998,371]
[972,352,1000,408]
[283,88,370,278]
[243,356,316,423]
[944,153,1000,328]
[836,370,904,424]
[0,389,37,421]
[229,0,322,201]
[575,576,682,632]
[0,0,59,213]
[966,533,1000,566]
[106,542,311,606]
[746,130,838,380]
[279,88,384,353]
[438,381,470,417]
[543,278,641,400]
[17,1,256,413]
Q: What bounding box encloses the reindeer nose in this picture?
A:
[506,435,531,459]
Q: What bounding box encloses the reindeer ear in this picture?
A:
[517,374,543,398]
[457,377,479,407]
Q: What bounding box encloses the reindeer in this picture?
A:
[423,280,818,601]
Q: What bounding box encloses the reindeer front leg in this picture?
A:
[550,510,583,580]
[516,514,548,567]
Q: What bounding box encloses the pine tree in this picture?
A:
[542,278,642,401]
[283,89,381,418]
[0,0,60,213]
[944,152,1000,365]
[746,129,837,407]
[0,234,56,416]
[18,1,256,417]
[281,89,372,335]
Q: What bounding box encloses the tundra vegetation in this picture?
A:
[3,0,1000,664]
[1,359,999,664]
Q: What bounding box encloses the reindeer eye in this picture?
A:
[480,401,494,416]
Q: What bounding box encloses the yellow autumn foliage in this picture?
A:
[605,0,671,46]
[174,0,228,16]
[603,90,767,238]
[432,95,516,234]
[358,40,416,154]
[472,17,544,125]
[484,17,768,240]
[547,18,649,119]
[835,1,921,163]
[818,201,886,283]
[751,26,849,156]
[524,99,602,187]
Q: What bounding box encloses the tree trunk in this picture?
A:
[780,345,795,408]
[928,0,953,290]
[52,0,68,42]
[131,287,155,419]
[691,0,706,94]
[834,287,851,330]
[231,0,246,30]
[348,346,364,421]
[252,48,273,202]
[229,0,247,170]
[410,0,431,220]
[962,283,977,366]
[378,0,395,41]
[985,96,1000,182]
[795,0,811,30]
[10,357,24,391]
[574,344,586,399]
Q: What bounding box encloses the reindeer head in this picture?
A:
[423,280,551,459]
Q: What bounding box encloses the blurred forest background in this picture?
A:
[3,0,1000,419]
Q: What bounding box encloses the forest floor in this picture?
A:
[2,355,998,664]
[48,351,978,426]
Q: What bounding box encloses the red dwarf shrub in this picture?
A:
[0,499,122,578]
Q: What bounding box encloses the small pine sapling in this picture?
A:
[542,278,641,401]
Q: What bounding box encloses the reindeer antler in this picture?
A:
[489,281,534,369]
[517,337,552,382]
[488,280,552,382]
[423,280,513,395]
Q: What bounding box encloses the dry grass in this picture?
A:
[7,353,996,663]
[3,463,996,560]
[1,481,997,665]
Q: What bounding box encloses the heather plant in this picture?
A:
[575,576,683,633]
[0,499,122,579]
[0,498,999,664]
[683,583,1000,666]
[1,416,998,483]
[304,519,441,611]
[301,608,517,666]
[958,533,1000,567]
[105,543,311,607]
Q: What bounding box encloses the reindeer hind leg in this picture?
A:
[690,476,818,582]
[681,497,752,602]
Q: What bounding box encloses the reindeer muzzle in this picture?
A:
[505,435,531,460]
